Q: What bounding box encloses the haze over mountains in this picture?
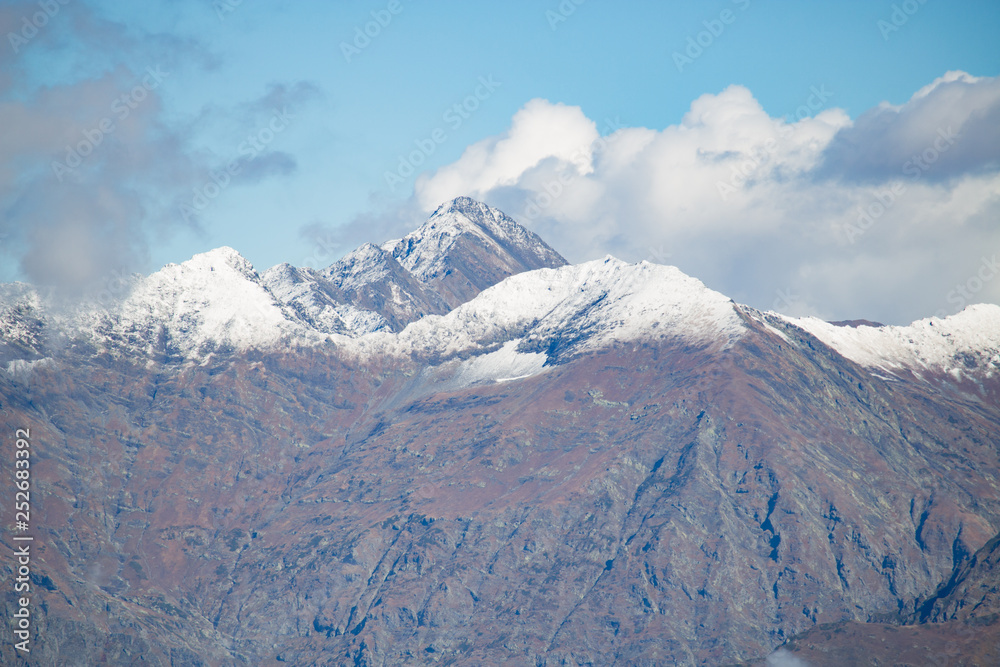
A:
[1,198,998,665]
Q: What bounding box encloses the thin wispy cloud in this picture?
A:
[0,1,316,293]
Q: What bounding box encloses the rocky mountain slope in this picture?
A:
[913,527,1000,625]
[750,528,1000,665]
[1,199,998,666]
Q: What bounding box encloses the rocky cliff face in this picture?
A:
[0,199,998,666]
[757,523,1000,666]
[914,529,1000,625]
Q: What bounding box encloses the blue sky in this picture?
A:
[2,0,999,323]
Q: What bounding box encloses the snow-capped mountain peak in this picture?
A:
[104,246,312,356]
[387,196,567,284]
[260,197,567,337]
[183,246,259,279]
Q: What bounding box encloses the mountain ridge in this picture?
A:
[1,198,999,665]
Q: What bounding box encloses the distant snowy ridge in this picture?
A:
[781,305,1000,380]
[0,197,570,361]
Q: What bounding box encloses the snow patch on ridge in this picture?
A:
[261,262,390,336]
[453,340,549,386]
[4,357,52,380]
[410,340,551,395]
[327,243,398,289]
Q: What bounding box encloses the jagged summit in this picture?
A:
[262,197,567,337]
[413,196,562,260]
[432,195,493,217]
[424,195,530,238]
[188,245,253,268]
[381,196,567,302]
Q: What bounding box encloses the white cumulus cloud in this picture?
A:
[416,98,599,211]
[409,72,1000,325]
